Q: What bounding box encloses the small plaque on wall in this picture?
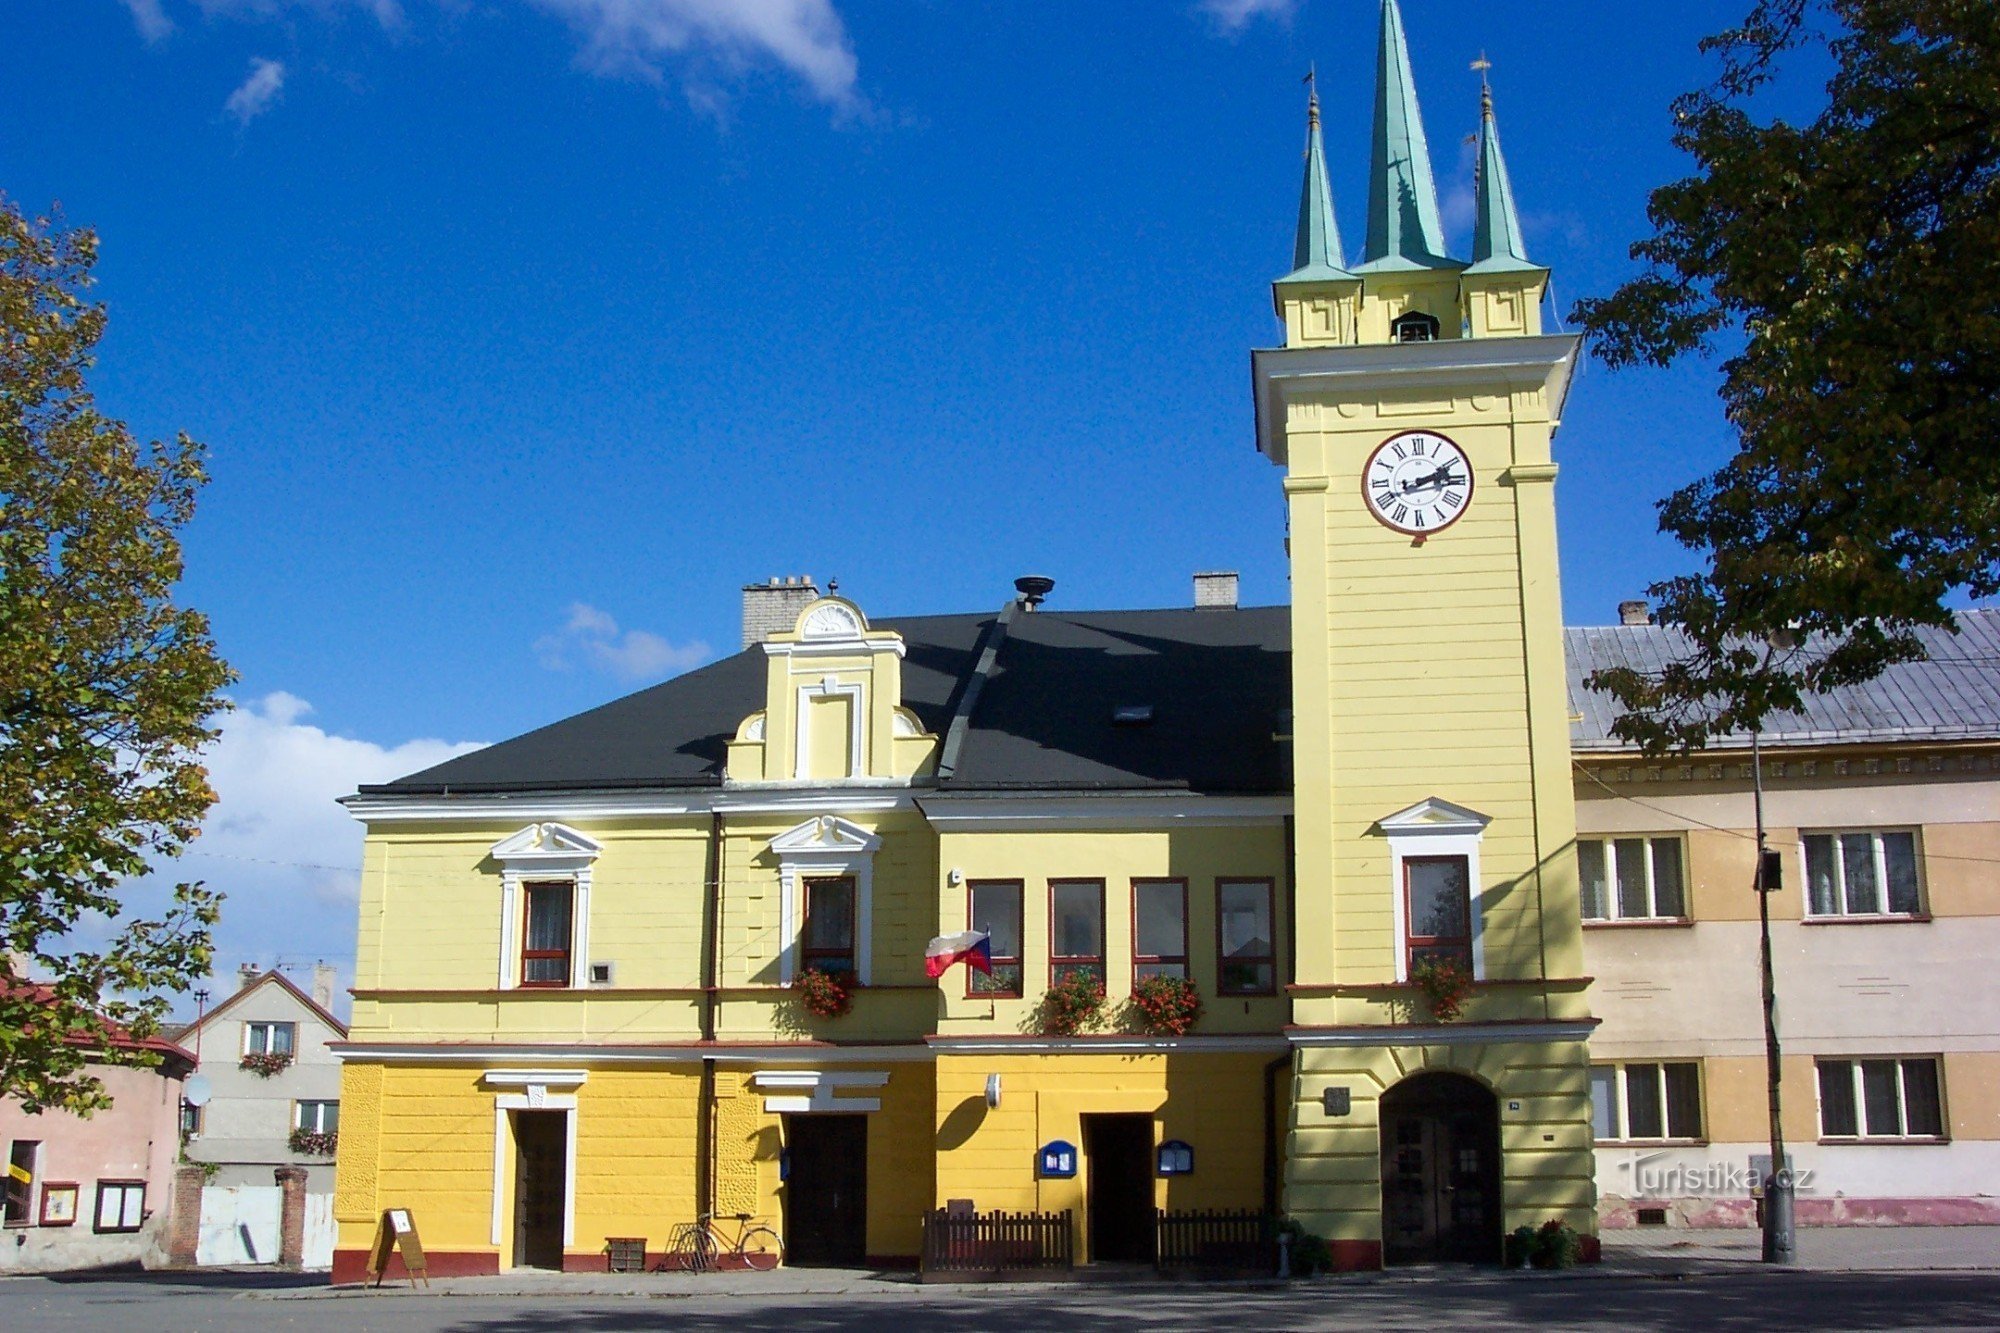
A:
[1323,1086,1351,1117]
[1038,1140,1077,1178]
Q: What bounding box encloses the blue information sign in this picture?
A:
[1038,1140,1077,1178]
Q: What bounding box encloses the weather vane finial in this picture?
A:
[1304,62,1319,129]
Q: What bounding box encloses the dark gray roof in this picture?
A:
[366,605,2000,797]
[1568,609,2000,751]
[365,606,1292,796]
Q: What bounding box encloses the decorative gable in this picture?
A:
[768,814,881,859]
[490,822,603,873]
[725,595,938,786]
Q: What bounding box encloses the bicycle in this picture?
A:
[665,1211,784,1272]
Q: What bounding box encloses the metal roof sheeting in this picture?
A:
[1567,610,2000,751]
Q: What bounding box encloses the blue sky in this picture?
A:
[5,0,1761,1010]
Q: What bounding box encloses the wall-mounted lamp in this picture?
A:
[985,1074,1002,1108]
[948,868,964,886]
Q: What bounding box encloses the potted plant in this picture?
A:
[1409,956,1473,1022]
[1529,1218,1583,1269]
[1035,969,1105,1036]
[794,966,853,1019]
[1128,974,1203,1036]
[239,1051,293,1078]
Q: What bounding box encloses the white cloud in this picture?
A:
[1197,0,1299,32]
[157,692,485,1019]
[224,56,286,123]
[534,602,710,682]
[527,0,861,110]
[118,0,175,41]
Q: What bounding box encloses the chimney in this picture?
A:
[1619,599,1653,627]
[311,962,337,1012]
[238,963,262,992]
[1193,571,1239,610]
[741,575,819,648]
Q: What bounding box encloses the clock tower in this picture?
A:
[1255,1,1597,1265]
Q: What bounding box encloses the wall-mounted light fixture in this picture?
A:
[985,1074,1002,1108]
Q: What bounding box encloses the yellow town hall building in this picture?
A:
[327,1,1601,1279]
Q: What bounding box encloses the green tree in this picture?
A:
[1575,0,2000,751]
[1,198,233,1113]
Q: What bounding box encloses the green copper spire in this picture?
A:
[1467,81,1539,273]
[1360,0,1455,271]
[1276,76,1354,284]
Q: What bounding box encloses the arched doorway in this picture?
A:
[1379,1072,1501,1264]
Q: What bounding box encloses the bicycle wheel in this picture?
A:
[737,1225,783,1271]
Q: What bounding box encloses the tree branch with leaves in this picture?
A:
[1,197,233,1114]
[1575,0,2000,753]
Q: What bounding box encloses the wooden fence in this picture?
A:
[919,1209,1074,1281]
[1154,1209,1278,1276]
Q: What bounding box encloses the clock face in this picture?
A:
[1361,430,1473,535]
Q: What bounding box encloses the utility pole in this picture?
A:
[1752,707,1795,1262]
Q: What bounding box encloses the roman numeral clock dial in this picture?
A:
[1362,430,1473,536]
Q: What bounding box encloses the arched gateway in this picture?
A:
[1380,1072,1503,1264]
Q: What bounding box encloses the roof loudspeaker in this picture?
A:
[1013,576,1055,610]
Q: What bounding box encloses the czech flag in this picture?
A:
[924,931,993,979]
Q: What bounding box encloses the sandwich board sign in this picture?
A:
[368,1208,429,1288]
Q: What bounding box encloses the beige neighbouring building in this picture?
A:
[1571,614,2000,1229]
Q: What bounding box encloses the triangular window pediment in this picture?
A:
[490,822,603,867]
[769,814,881,858]
[1376,797,1491,837]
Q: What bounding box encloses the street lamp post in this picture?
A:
[1752,722,1796,1263]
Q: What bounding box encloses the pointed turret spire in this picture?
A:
[1276,70,1354,284]
[1467,78,1538,273]
[1360,0,1454,271]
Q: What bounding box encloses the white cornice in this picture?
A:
[1287,1020,1598,1048]
[1251,333,1581,465]
[343,788,921,825]
[332,1041,937,1065]
[926,1034,1290,1055]
[916,793,1290,832]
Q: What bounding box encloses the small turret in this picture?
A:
[1461,77,1548,338]
[1358,0,1454,273]
[1272,76,1363,348]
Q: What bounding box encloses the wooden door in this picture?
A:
[784,1115,868,1266]
[1380,1074,1500,1265]
[1084,1114,1155,1264]
[511,1110,567,1270]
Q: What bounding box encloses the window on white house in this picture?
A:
[295,1100,340,1135]
[1590,1062,1703,1141]
[243,1021,296,1056]
[1804,832,1921,916]
[1579,837,1686,921]
[1818,1058,1944,1139]
[93,1181,144,1234]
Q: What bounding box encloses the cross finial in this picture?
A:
[1303,63,1319,128]
[1470,51,1494,117]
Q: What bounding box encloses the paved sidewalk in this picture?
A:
[266,1226,2000,1300]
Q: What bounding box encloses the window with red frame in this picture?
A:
[1132,879,1188,982]
[1404,856,1472,975]
[967,880,1023,997]
[802,875,856,977]
[1217,878,1276,995]
[521,881,574,987]
[1049,879,1105,988]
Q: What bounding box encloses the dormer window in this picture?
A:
[1392,311,1440,343]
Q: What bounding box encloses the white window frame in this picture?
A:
[794,677,866,781]
[1590,1061,1704,1143]
[242,1021,296,1057]
[770,815,880,985]
[1378,797,1490,982]
[294,1100,339,1134]
[489,823,603,992]
[1579,835,1688,922]
[1816,1056,1947,1141]
[1801,829,1924,918]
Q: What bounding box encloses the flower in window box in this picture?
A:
[793,966,853,1019]
[1127,974,1203,1037]
[287,1129,337,1157]
[240,1051,294,1078]
[1409,957,1473,1022]
[1034,969,1106,1036]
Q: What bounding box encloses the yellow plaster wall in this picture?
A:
[930,826,1289,1035]
[1288,1041,1595,1243]
[934,1053,1280,1262]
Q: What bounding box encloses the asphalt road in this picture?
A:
[7,1270,2000,1333]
